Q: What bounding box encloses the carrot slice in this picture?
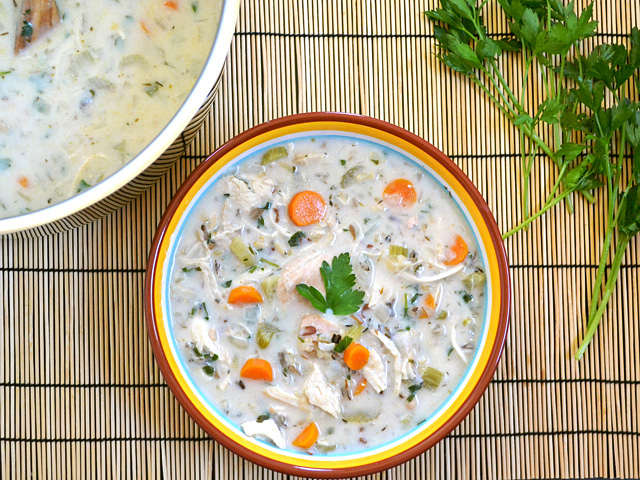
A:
[383,179,417,208]
[240,359,273,381]
[164,1,179,9]
[354,378,367,395]
[228,286,263,304]
[444,235,468,265]
[343,343,370,371]
[18,176,29,188]
[292,422,319,449]
[288,191,327,226]
[419,293,436,318]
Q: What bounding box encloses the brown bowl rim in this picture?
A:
[144,112,510,478]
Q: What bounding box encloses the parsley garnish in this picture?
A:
[296,253,365,315]
[427,1,640,360]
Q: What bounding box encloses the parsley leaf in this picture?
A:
[296,253,365,315]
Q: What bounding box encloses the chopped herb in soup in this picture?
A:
[0,0,220,218]
[169,138,486,453]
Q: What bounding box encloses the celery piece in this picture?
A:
[341,412,380,423]
[345,325,365,342]
[261,275,279,300]
[422,366,444,390]
[261,146,289,165]
[256,322,279,349]
[340,166,362,188]
[462,272,486,290]
[230,237,256,267]
[389,245,408,257]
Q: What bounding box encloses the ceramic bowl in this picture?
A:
[0,0,239,237]
[145,112,510,478]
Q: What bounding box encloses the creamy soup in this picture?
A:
[0,0,220,218]
[169,137,487,453]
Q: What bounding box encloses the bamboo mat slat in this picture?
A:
[2,0,639,478]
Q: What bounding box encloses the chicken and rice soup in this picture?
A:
[0,0,220,218]
[168,137,487,453]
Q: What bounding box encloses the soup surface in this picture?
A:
[0,0,220,218]
[168,137,487,454]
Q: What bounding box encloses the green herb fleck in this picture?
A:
[76,179,91,193]
[182,266,202,273]
[260,258,280,268]
[222,280,232,288]
[334,335,353,353]
[202,365,215,376]
[20,21,33,38]
[288,231,306,247]
[256,413,271,423]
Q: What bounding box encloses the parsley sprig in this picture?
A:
[427,0,640,359]
[296,253,365,315]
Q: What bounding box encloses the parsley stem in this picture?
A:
[502,189,573,238]
[587,131,627,326]
[575,233,630,360]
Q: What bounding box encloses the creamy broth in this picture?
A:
[169,137,487,453]
[0,0,220,218]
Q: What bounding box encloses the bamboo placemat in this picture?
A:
[2,0,639,478]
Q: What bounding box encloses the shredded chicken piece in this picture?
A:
[372,330,403,396]
[367,278,398,312]
[224,176,261,212]
[362,348,388,393]
[264,386,307,408]
[298,314,340,354]
[217,370,231,390]
[299,314,339,336]
[302,364,342,418]
[294,152,328,165]
[398,263,465,284]
[186,317,231,363]
[395,330,423,381]
[189,318,231,364]
[277,252,331,304]
[180,241,222,302]
[266,206,294,238]
[250,177,275,198]
[241,418,286,449]
[451,328,468,364]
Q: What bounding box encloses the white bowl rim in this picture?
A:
[0,0,240,235]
